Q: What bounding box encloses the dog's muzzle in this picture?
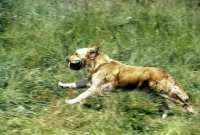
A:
[66,58,82,70]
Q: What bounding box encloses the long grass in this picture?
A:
[0,0,200,134]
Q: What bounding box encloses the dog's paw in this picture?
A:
[58,82,65,88]
[65,99,76,105]
[101,84,113,91]
[101,84,109,90]
[161,113,168,119]
[186,105,198,114]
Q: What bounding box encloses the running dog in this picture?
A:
[59,45,196,118]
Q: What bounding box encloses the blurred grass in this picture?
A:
[0,0,200,134]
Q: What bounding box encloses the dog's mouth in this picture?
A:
[68,60,82,70]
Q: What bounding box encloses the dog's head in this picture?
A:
[66,45,99,70]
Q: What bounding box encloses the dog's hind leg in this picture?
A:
[150,93,170,118]
[159,83,197,114]
[169,83,197,114]
[160,100,170,119]
[150,77,197,116]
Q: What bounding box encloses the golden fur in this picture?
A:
[59,45,196,118]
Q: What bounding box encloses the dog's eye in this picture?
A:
[74,53,78,56]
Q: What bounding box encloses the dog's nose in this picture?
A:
[66,58,70,62]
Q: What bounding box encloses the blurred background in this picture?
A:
[0,0,200,134]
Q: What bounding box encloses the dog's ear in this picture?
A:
[92,45,99,53]
[89,45,99,59]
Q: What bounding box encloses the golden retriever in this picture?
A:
[59,45,196,118]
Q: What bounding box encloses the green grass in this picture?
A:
[0,0,200,134]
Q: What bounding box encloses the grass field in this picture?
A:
[0,0,200,134]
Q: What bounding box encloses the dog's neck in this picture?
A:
[85,53,110,73]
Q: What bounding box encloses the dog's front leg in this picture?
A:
[66,86,98,105]
[66,73,102,105]
[58,79,91,89]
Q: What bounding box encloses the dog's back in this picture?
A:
[98,55,191,107]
